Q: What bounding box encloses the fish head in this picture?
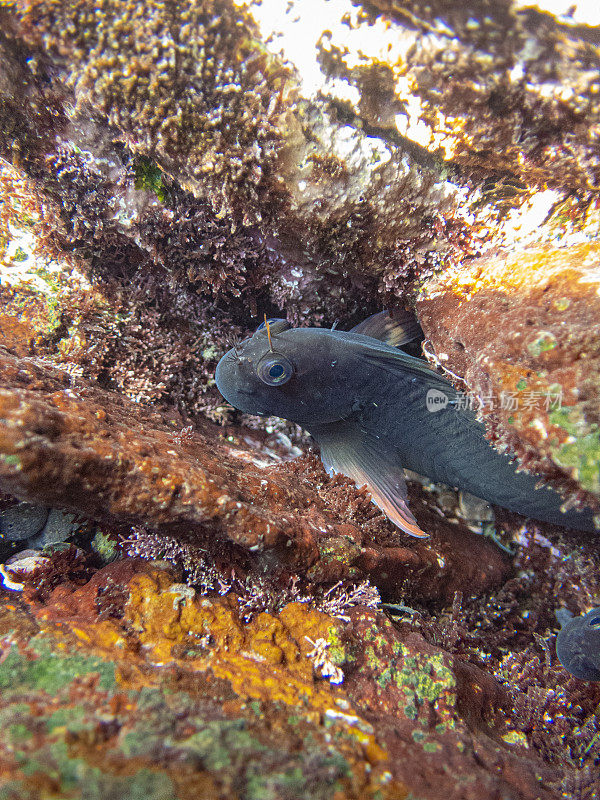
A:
[215,320,371,426]
[555,606,600,681]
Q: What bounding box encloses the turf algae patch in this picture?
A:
[0,634,116,693]
[16,0,295,219]
[0,621,175,799]
[340,609,564,800]
[357,614,457,721]
[366,0,600,197]
[1,559,573,799]
[1,0,470,335]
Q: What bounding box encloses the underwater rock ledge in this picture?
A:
[0,557,577,800]
[0,344,510,603]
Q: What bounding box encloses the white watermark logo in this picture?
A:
[425,387,563,412]
[426,388,449,412]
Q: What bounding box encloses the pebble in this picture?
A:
[0,503,79,548]
[0,549,50,591]
[0,502,49,542]
[29,508,79,548]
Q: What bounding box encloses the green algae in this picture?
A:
[0,636,116,694]
[362,617,456,728]
[0,453,21,468]
[549,407,600,493]
[0,651,358,800]
[326,625,351,667]
[134,157,169,203]
[14,743,175,800]
[411,728,441,754]
[8,722,30,741]
[245,768,307,800]
[45,706,91,735]
[397,653,456,705]
[91,529,118,563]
[316,537,361,568]
[527,332,557,357]
[245,757,348,800]
[171,720,266,772]
[12,246,28,262]
[177,714,350,800]
[502,730,529,747]
[551,407,590,436]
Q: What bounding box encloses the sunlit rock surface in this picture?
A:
[418,241,600,510]
[1,0,600,797]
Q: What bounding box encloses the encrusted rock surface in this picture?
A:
[1,0,600,797]
[2,557,593,800]
[418,241,600,512]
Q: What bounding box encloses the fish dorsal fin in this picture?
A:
[309,419,429,538]
[349,310,423,348]
[344,335,461,398]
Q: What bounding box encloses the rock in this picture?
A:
[0,0,599,796]
[0,0,465,335]
[0,558,569,799]
[0,501,49,542]
[29,508,79,548]
[417,242,600,512]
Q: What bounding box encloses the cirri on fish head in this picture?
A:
[215,312,597,539]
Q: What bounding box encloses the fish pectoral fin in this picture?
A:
[349,310,423,348]
[312,423,429,539]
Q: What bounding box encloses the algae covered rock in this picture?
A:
[417,241,600,513]
[0,557,578,800]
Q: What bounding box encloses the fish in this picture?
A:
[215,311,597,537]
[555,607,600,681]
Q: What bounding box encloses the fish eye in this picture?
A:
[588,615,600,627]
[256,353,294,386]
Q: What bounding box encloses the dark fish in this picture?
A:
[215,312,596,537]
[555,607,600,681]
